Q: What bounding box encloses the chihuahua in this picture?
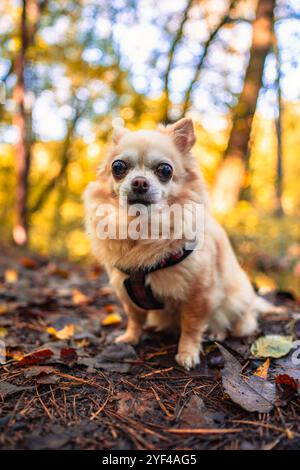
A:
[84,118,268,370]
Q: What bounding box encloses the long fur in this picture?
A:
[84,119,267,370]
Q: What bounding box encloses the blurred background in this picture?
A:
[0,0,299,294]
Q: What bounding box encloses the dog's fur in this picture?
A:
[84,118,266,370]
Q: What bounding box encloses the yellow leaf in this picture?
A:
[4,270,18,283]
[0,305,9,315]
[253,358,270,380]
[72,289,90,305]
[101,313,122,326]
[253,273,277,293]
[0,327,8,338]
[47,324,75,340]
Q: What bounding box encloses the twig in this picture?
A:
[140,367,174,378]
[36,385,53,420]
[231,419,299,438]
[90,384,112,420]
[166,427,243,434]
[151,386,172,418]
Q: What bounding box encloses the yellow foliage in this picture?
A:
[101,313,122,326]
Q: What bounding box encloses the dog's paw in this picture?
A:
[114,332,139,346]
[175,351,200,371]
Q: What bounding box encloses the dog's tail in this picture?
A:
[254,295,285,315]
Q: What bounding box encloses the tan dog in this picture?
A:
[84,118,267,370]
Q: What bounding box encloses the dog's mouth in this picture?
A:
[126,193,156,206]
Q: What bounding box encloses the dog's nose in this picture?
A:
[131,177,149,194]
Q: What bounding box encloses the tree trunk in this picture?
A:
[13,0,31,245]
[274,31,284,217]
[212,0,275,214]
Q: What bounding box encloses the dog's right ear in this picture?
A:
[168,118,196,154]
[112,126,130,144]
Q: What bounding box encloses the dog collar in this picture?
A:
[118,245,195,310]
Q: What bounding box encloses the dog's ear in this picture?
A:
[112,126,130,144]
[168,118,196,153]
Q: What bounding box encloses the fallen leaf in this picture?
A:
[218,344,276,413]
[0,381,33,398]
[104,304,118,314]
[253,358,270,380]
[101,312,122,326]
[0,327,8,338]
[251,335,294,358]
[47,324,75,340]
[4,269,18,283]
[20,256,38,269]
[60,348,78,366]
[274,355,300,394]
[0,305,9,315]
[87,265,102,280]
[26,434,70,450]
[37,374,60,385]
[115,391,134,415]
[47,263,69,278]
[18,348,54,366]
[254,273,277,293]
[179,395,215,428]
[275,374,298,391]
[94,343,137,373]
[116,391,155,419]
[23,366,56,379]
[72,289,90,306]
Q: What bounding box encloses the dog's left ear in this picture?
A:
[112,126,130,144]
[168,118,196,153]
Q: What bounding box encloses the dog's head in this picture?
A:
[100,118,197,206]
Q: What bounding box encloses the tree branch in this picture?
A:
[162,0,194,123]
[30,104,83,214]
[180,0,239,118]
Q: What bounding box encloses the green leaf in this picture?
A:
[251,335,294,359]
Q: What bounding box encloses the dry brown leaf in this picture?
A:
[0,381,34,398]
[20,256,38,269]
[18,349,54,366]
[47,263,69,278]
[23,366,56,378]
[218,344,276,413]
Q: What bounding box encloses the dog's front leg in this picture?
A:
[176,295,211,370]
[115,302,147,346]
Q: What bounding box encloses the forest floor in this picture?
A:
[0,248,299,450]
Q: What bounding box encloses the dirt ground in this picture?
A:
[0,248,299,450]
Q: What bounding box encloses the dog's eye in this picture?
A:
[156,163,173,182]
[112,160,128,178]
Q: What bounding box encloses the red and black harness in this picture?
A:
[118,246,195,310]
